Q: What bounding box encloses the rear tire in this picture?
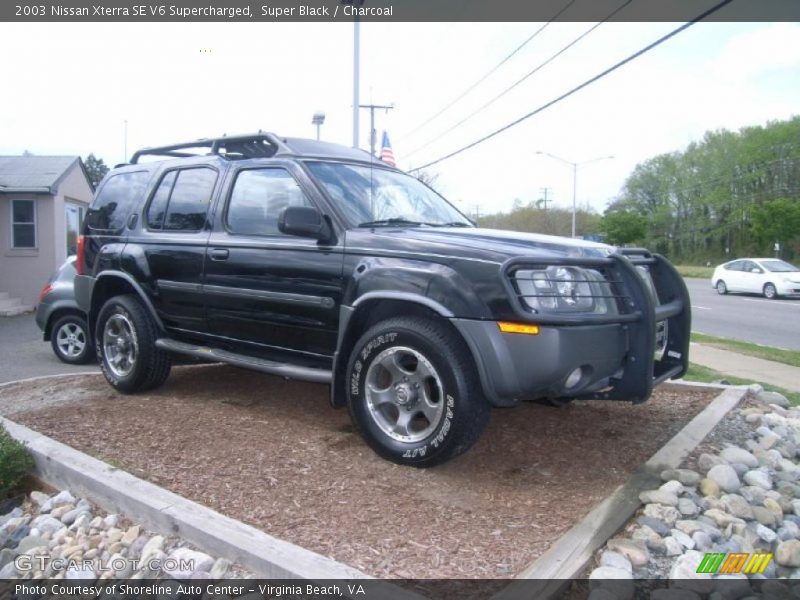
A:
[95,294,171,393]
[345,316,490,467]
[764,283,778,300]
[716,280,727,295]
[50,314,93,365]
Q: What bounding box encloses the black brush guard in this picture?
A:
[502,249,691,403]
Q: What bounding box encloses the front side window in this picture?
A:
[11,199,35,248]
[145,168,217,232]
[85,171,150,231]
[304,161,471,228]
[226,168,310,236]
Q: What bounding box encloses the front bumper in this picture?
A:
[454,250,691,407]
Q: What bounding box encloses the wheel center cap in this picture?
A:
[395,383,417,406]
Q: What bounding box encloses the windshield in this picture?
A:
[761,260,799,273]
[305,161,472,227]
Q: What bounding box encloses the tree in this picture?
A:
[600,211,647,246]
[83,154,110,188]
[750,198,800,258]
[411,169,441,192]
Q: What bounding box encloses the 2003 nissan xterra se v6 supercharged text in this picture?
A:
[74,133,691,467]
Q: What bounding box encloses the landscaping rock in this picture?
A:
[660,469,701,486]
[698,453,727,473]
[637,516,671,537]
[776,540,800,567]
[643,504,681,526]
[639,490,679,506]
[678,497,699,516]
[720,446,759,468]
[699,478,720,498]
[756,523,777,543]
[670,529,694,550]
[664,536,683,557]
[708,465,741,493]
[758,390,790,408]
[743,469,773,490]
[606,538,649,567]
[720,494,754,520]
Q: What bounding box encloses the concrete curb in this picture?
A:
[493,385,749,600]
[0,416,419,599]
[0,371,101,389]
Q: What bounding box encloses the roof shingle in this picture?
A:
[0,156,80,193]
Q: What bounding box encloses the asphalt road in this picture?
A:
[0,313,98,384]
[685,278,800,351]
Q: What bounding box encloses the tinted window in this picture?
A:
[86,171,150,230]
[146,168,218,232]
[226,169,310,236]
[724,261,744,271]
[146,171,177,230]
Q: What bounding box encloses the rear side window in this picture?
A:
[724,261,743,271]
[146,168,217,232]
[86,171,150,231]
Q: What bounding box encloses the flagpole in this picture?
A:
[352,18,360,149]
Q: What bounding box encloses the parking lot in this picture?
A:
[1,365,717,578]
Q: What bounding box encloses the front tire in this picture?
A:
[96,294,171,393]
[764,283,778,300]
[345,317,490,467]
[716,280,727,295]
[50,314,93,364]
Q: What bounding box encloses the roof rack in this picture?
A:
[129,132,291,164]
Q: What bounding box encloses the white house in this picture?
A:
[0,156,93,314]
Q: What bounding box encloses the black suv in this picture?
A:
[75,133,690,467]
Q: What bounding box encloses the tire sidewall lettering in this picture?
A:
[350,332,397,397]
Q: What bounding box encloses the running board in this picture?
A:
[155,338,332,384]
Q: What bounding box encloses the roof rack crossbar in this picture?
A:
[130,132,290,164]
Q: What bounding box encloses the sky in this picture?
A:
[1,19,798,217]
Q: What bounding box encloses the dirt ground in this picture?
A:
[2,366,717,578]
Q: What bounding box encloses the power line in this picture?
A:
[405,0,633,160]
[399,0,578,141]
[409,0,736,173]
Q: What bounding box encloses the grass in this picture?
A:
[683,363,800,406]
[675,265,714,279]
[691,332,800,368]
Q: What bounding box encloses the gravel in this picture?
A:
[586,387,800,594]
[0,489,249,580]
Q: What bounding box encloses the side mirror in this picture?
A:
[751,268,762,273]
[278,206,332,242]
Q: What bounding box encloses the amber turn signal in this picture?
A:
[497,321,540,335]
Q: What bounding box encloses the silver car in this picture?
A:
[35,257,94,364]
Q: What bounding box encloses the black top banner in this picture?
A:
[3,0,800,23]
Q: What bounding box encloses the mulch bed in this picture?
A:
[2,366,717,578]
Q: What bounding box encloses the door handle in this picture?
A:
[209,248,229,261]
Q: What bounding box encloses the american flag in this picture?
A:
[380,131,396,167]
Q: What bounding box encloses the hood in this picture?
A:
[346,226,616,263]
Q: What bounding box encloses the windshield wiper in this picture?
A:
[435,221,472,228]
[358,218,425,228]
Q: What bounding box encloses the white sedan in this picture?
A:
[711,258,800,299]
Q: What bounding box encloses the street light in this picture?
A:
[312,111,326,141]
[536,151,615,238]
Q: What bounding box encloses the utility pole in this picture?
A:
[539,187,551,210]
[123,119,128,162]
[536,151,614,238]
[473,204,481,223]
[359,103,394,156]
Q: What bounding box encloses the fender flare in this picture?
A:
[90,270,166,334]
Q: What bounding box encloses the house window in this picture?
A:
[11,199,36,248]
[66,203,84,256]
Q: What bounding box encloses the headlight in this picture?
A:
[514,266,617,314]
